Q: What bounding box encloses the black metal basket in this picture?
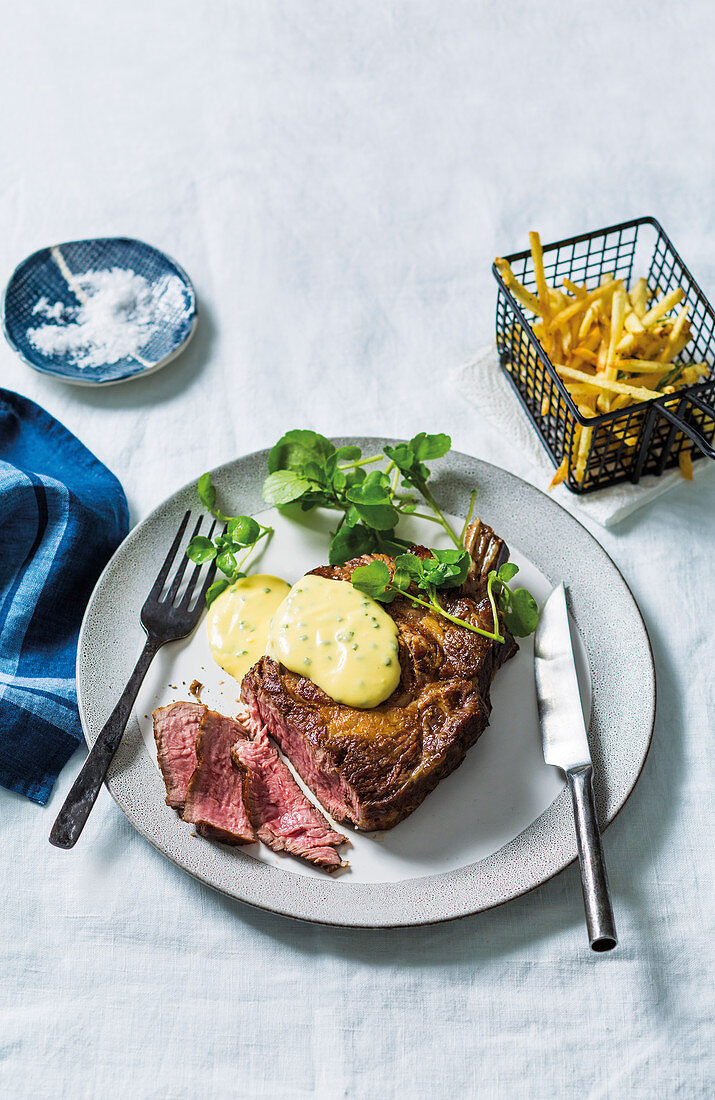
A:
[493,216,715,493]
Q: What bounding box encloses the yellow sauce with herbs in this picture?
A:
[206,574,291,682]
[266,574,400,708]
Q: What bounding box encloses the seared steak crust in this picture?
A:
[242,519,518,831]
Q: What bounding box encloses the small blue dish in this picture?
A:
[2,237,197,386]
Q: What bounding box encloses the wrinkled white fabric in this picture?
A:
[1,2,713,1097]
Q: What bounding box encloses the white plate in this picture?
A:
[77,441,655,926]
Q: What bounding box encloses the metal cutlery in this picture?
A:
[534,583,617,952]
[50,509,217,849]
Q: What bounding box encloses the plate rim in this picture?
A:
[76,441,656,927]
[2,235,198,386]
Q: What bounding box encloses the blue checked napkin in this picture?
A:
[0,389,128,804]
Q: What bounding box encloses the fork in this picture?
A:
[49,510,218,849]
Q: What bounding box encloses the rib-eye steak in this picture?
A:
[241,519,518,831]
[153,701,203,812]
[232,724,348,871]
[183,709,255,845]
[153,701,348,869]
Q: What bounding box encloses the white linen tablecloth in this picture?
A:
[1,3,713,1096]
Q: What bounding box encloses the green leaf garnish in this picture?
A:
[263,470,318,506]
[335,445,362,461]
[411,432,451,460]
[255,429,540,642]
[267,429,334,474]
[350,549,539,642]
[216,549,238,576]
[351,549,503,639]
[261,431,463,564]
[487,564,540,638]
[502,588,539,637]
[187,473,273,602]
[205,578,230,607]
[328,524,378,565]
[227,516,260,546]
[197,472,217,514]
[186,535,217,564]
[350,561,393,601]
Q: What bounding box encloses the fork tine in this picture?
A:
[180,520,218,610]
[195,557,221,609]
[148,510,192,601]
[181,560,213,613]
[164,514,204,605]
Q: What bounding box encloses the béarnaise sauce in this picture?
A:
[266,574,400,708]
[206,574,291,682]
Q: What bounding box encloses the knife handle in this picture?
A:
[567,765,618,952]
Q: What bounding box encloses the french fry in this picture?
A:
[549,456,568,489]
[575,425,592,482]
[577,303,598,340]
[618,358,675,372]
[679,449,694,479]
[529,231,551,316]
[572,347,598,366]
[495,235,712,485]
[563,277,587,299]
[603,288,627,407]
[629,278,648,318]
[680,364,709,383]
[616,332,637,355]
[548,289,566,314]
[606,287,627,373]
[556,364,661,402]
[566,383,602,398]
[624,308,645,335]
[642,286,684,328]
[547,280,615,332]
[658,305,689,356]
[657,309,691,362]
[495,258,545,316]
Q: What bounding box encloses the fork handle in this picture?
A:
[49,637,161,849]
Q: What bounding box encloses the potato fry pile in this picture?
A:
[495,232,709,486]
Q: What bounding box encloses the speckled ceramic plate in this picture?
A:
[76,441,655,927]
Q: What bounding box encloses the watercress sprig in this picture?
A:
[190,433,539,641]
[186,473,274,605]
[262,429,461,565]
[487,563,540,638]
[351,553,538,642]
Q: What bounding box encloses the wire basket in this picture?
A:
[493,216,715,493]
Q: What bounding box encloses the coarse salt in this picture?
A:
[28,267,187,369]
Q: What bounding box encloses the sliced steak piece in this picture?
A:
[183,709,255,845]
[241,518,518,831]
[232,725,348,871]
[153,701,204,812]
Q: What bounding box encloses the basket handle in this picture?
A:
[656,393,715,460]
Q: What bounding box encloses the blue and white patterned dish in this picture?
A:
[2,237,197,386]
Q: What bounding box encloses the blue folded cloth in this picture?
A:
[0,389,128,804]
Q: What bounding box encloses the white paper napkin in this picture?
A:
[453,345,712,528]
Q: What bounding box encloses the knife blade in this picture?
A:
[534,583,618,952]
[534,582,590,771]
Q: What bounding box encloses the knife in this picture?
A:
[534,583,617,952]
